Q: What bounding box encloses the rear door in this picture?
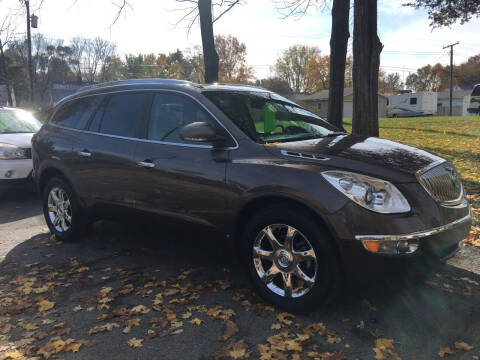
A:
[132,91,233,229]
[70,92,150,209]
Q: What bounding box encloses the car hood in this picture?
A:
[265,134,445,182]
[0,133,34,148]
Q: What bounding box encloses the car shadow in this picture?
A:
[1,220,479,359]
[0,187,42,224]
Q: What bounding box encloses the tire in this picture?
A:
[42,175,87,242]
[240,205,342,312]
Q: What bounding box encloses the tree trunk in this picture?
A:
[327,0,350,130]
[352,0,383,136]
[198,0,219,83]
[0,39,14,107]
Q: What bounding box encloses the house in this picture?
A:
[289,88,388,118]
[437,87,472,116]
[51,82,91,104]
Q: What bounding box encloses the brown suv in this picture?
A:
[32,79,472,311]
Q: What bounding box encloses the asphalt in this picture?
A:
[1,189,480,360]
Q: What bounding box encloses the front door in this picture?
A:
[132,92,232,229]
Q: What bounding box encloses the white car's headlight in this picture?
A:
[321,170,411,214]
[0,143,28,160]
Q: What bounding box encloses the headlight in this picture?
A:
[321,170,411,214]
[0,143,28,160]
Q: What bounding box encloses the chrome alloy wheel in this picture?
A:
[253,224,317,298]
[47,186,72,233]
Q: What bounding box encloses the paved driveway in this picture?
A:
[1,191,480,359]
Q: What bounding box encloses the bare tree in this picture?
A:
[274,0,350,130]
[174,0,244,83]
[70,37,86,82]
[352,0,383,136]
[0,14,17,105]
[82,37,117,83]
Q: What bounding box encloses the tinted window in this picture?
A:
[52,97,96,129]
[472,85,480,97]
[94,93,148,137]
[410,97,417,105]
[148,93,219,144]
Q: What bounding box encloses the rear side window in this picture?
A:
[472,85,480,97]
[51,96,96,129]
[89,93,149,138]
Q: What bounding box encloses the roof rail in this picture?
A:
[76,78,203,93]
[208,83,267,91]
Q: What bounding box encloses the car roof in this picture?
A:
[58,79,271,106]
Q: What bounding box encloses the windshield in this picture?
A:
[0,109,42,134]
[204,91,342,143]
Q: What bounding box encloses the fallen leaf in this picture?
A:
[127,338,143,348]
[277,312,295,325]
[454,341,473,351]
[438,347,456,357]
[217,320,239,342]
[373,338,401,360]
[37,300,55,312]
[190,317,203,326]
[88,323,119,335]
[73,305,83,312]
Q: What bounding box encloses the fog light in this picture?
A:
[4,170,13,178]
[361,239,420,255]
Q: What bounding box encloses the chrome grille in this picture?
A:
[417,162,462,204]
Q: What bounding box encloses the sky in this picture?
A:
[1,0,479,81]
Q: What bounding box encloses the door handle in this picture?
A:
[78,151,91,157]
[138,161,155,168]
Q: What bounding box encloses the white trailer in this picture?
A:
[387,92,437,117]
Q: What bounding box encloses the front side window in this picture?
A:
[147,93,222,145]
[90,93,149,138]
[0,109,42,134]
[204,91,340,144]
[52,97,96,129]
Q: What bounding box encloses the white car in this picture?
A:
[0,107,42,190]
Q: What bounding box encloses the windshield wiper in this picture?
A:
[321,132,348,137]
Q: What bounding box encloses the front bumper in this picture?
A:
[355,210,472,257]
[0,159,33,180]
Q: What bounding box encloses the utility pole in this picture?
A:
[443,42,459,116]
[25,0,34,105]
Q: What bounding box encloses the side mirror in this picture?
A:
[179,122,217,142]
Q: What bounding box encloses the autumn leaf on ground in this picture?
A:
[214,340,251,360]
[127,338,143,348]
[217,320,239,342]
[37,300,55,312]
[73,305,83,312]
[373,338,401,360]
[438,347,456,357]
[270,323,282,330]
[88,323,119,335]
[454,341,473,351]
[182,312,192,319]
[130,305,150,315]
[64,340,90,353]
[37,339,66,359]
[190,317,203,326]
[277,312,295,325]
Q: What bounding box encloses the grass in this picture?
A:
[343,116,480,228]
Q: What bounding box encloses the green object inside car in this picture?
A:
[263,103,276,133]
